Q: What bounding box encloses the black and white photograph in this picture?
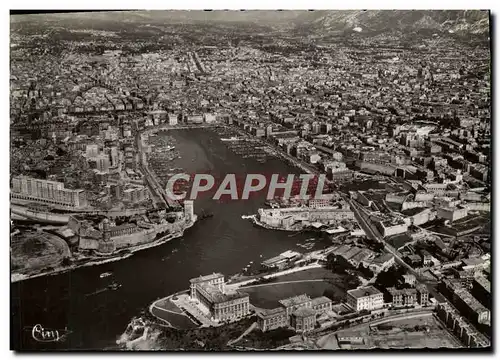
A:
[8,8,492,352]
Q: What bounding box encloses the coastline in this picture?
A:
[147,261,323,329]
[243,214,302,232]
[11,217,197,283]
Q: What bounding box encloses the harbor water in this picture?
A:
[11,128,332,350]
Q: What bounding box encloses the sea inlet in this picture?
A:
[11,128,333,350]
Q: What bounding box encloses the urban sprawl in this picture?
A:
[10,11,491,351]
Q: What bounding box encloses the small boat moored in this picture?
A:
[108,282,122,291]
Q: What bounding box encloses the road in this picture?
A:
[345,195,446,302]
[239,279,326,289]
[136,132,179,209]
[225,262,322,290]
[227,322,258,346]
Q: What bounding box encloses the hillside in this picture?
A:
[11,10,490,39]
[301,10,490,37]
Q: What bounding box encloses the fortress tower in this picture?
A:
[102,218,111,242]
[184,200,194,222]
[99,218,116,254]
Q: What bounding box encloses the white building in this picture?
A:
[204,113,216,123]
[86,144,99,159]
[437,207,468,222]
[96,153,110,173]
[168,114,178,126]
[324,161,347,174]
[423,183,448,195]
[346,286,384,312]
[258,205,355,230]
[377,220,408,237]
[11,176,87,208]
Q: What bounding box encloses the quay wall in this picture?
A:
[11,206,70,224]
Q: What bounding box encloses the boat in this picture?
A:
[100,272,112,279]
[199,210,214,220]
[220,136,240,141]
[108,282,121,291]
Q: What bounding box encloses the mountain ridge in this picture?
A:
[10,10,490,37]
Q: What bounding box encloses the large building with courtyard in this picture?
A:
[189,273,250,322]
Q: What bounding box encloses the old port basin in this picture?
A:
[114,122,489,351]
[11,12,491,349]
[11,119,491,350]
